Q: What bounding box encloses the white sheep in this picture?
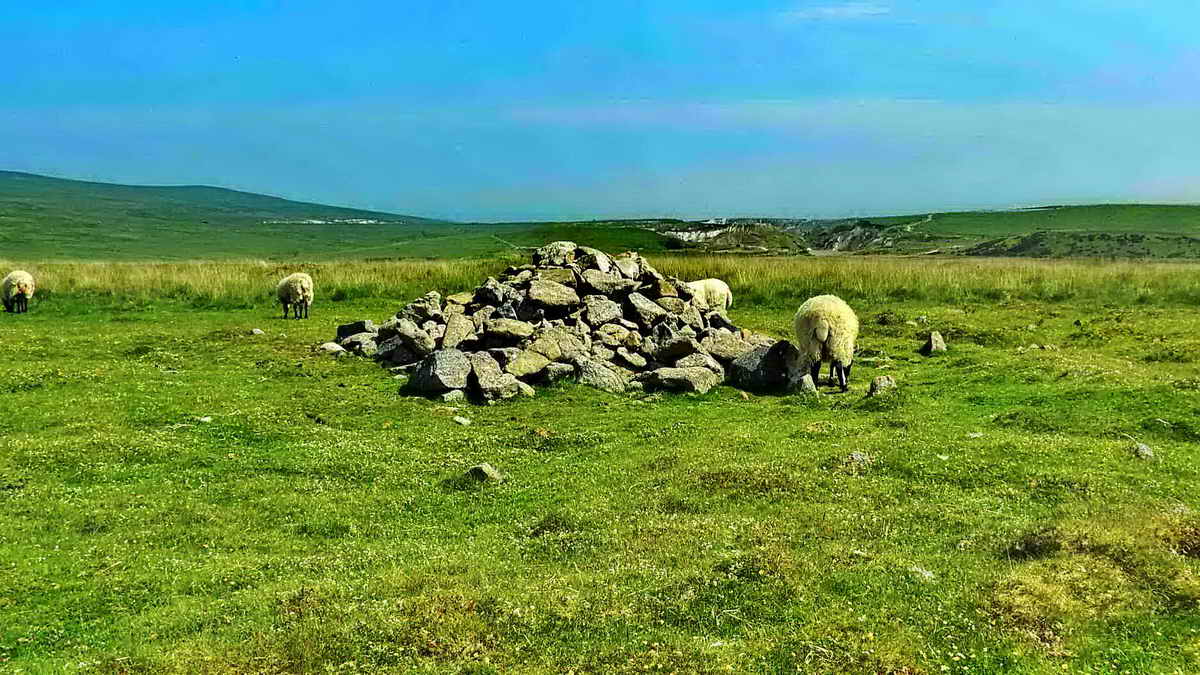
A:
[276,272,314,319]
[2,270,35,314]
[793,294,859,391]
[686,278,733,311]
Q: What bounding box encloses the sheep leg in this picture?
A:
[837,363,848,391]
[829,361,836,385]
[302,302,309,319]
[809,362,820,386]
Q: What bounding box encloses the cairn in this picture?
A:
[328,242,803,402]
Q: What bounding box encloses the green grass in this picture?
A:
[903,204,1200,237]
[2,256,1199,673]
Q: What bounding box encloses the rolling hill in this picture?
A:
[0,171,679,261]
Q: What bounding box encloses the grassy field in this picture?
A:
[879,204,1200,238]
[2,255,1200,673]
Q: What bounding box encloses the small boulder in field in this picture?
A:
[453,416,472,427]
[318,342,347,356]
[465,463,502,482]
[1132,442,1155,461]
[250,328,265,336]
[506,349,551,378]
[394,319,437,357]
[411,349,472,392]
[868,375,897,397]
[922,331,947,355]
[792,373,819,396]
[543,362,575,383]
[583,295,622,326]
[441,390,466,403]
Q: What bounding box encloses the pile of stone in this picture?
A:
[324,241,808,402]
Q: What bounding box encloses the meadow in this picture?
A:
[2,254,1199,673]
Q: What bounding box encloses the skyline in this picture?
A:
[3,1,1198,222]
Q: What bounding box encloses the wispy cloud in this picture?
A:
[777,2,890,22]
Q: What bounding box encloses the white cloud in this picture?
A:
[777,2,891,22]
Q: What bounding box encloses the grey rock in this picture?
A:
[397,292,443,323]
[625,292,668,328]
[474,277,522,306]
[676,351,724,378]
[868,375,897,396]
[577,246,614,273]
[516,381,536,397]
[376,337,420,365]
[528,327,586,362]
[485,318,536,341]
[537,267,577,287]
[922,331,947,355]
[506,349,551,378]
[655,296,688,314]
[487,347,521,368]
[701,333,754,363]
[616,347,648,369]
[445,291,474,306]
[595,323,630,347]
[575,358,627,393]
[423,320,445,341]
[728,340,802,393]
[465,462,502,481]
[469,352,523,400]
[454,416,472,426]
[611,253,641,279]
[318,341,347,355]
[581,269,639,296]
[339,332,378,357]
[1133,442,1155,461]
[470,306,497,332]
[250,328,265,336]
[652,336,703,362]
[442,313,476,350]
[583,295,622,326]
[441,390,466,403]
[637,367,721,394]
[411,349,472,392]
[591,344,616,362]
[543,362,575,383]
[679,303,705,331]
[526,279,581,310]
[394,318,437,357]
[532,240,579,267]
[792,373,819,396]
[336,320,376,341]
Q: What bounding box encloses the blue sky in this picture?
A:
[2,1,1198,221]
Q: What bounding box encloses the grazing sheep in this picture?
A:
[276,272,314,319]
[686,278,733,311]
[793,294,859,391]
[2,270,35,314]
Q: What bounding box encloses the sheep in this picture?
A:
[2,270,35,314]
[793,294,859,391]
[686,278,733,311]
[276,272,314,319]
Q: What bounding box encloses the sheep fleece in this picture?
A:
[276,272,314,305]
[686,278,732,310]
[792,294,859,366]
[2,270,35,308]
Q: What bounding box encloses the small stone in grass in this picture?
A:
[441,390,466,403]
[250,328,264,335]
[465,463,502,482]
[198,416,213,423]
[1133,442,1155,461]
[453,416,471,426]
